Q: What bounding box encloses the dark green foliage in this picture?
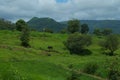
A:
[107,58,120,80]
[43,28,53,33]
[0,18,15,30]
[67,19,80,33]
[16,19,27,31]
[81,24,89,34]
[102,28,112,36]
[20,26,30,48]
[27,17,65,32]
[83,63,98,74]
[100,35,119,56]
[67,71,80,80]
[60,28,67,34]
[64,33,92,54]
[93,28,102,36]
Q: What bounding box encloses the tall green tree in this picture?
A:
[81,24,89,34]
[20,25,30,48]
[16,19,27,31]
[67,19,80,33]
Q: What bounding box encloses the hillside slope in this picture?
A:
[27,17,66,32]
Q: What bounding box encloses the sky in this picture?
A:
[0,0,120,22]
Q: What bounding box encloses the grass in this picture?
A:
[0,30,120,80]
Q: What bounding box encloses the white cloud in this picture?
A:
[0,0,120,22]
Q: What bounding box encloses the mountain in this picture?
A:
[61,20,120,33]
[28,17,120,33]
[27,17,66,32]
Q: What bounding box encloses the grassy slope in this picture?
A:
[0,30,120,80]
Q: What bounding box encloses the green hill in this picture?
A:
[0,18,15,30]
[27,17,66,32]
[27,17,120,33]
[0,30,120,80]
[61,20,120,33]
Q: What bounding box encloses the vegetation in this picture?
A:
[0,18,15,30]
[20,26,30,47]
[67,19,80,33]
[81,24,89,34]
[16,19,28,31]
[64,33,92,55]
[0,18,120,80]
[100,35,119,56]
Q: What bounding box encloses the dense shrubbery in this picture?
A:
[83,62,98,74]
[100,35,119,56]
[64,33,92,55]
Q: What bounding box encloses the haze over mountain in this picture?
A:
[27,17,120,33]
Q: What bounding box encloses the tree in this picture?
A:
[20,24,30,48]
[100,35,119,56]
[93,28,102,36]
[67,19,80,33]
[64,33,92,55]
[16,19,27,31]
[102,28,112,36]
[81,24,89,34]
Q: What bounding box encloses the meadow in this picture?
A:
[0,30,120,80]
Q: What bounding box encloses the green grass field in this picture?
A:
[0,30,120,80]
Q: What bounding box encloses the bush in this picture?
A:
[83,63,98,74]
[99,35,119,56]
[67,71,80,80]
[64,33,92,55]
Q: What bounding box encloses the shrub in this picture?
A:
[83,63,98,74]
[64,33,92,55]
[100,35,119,56]
[67,71,80,80]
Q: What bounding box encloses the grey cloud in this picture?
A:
[0,0,120,22]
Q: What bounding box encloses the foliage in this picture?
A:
[1,65,28,80]
[83,62,98,74]
[43,28,53,33]
[64,33,92,54]
[93,28,102,36]
[0,18,15,30]
[67,71,80,80]
[102,28,112,36]
[27,17,65,32]
[81,24,89,34]
[67,19,80,33]
[100,35,119,56]
[20,26,30,47]
[106,57,120,80]
[16,19,28,31]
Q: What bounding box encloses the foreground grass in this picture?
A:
[0,30,120,80]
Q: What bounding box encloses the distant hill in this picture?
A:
[27,17,66,32]
[27,17,120,33]
[0,18,15,30]
[61,20,120,33]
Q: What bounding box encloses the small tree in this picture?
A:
[20,25,30,48]
[16,19,27,31]
[102,28,112,36]
[93,28,102,36]
[100,35,119,56]
[64,33,92,55]
[67,19,80,33]
[81,24,89,34]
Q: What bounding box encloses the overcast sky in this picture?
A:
[0,0,120,22]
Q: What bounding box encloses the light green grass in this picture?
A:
[0,30,120,80]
